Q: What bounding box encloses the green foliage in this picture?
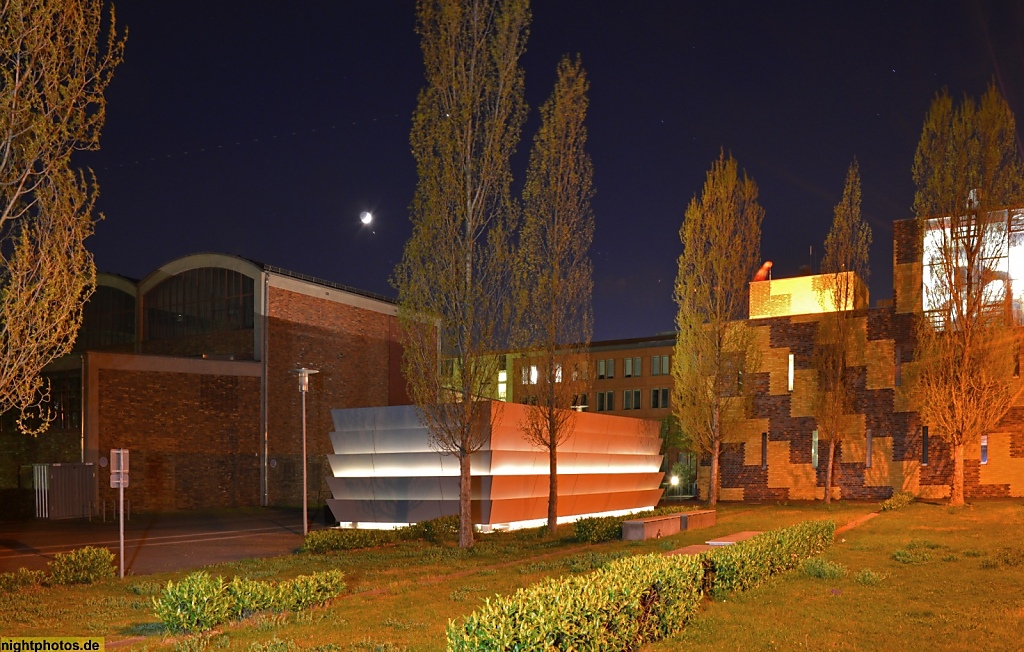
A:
[154,572,232,634]
[573,514,628,543]
[154,570,346,633]
[880,491,916,511]
[300,528,397,553]
[0,567,45,593]
[402,515,460,543]
[48,546,115,585]
[853,568,885,585]
[448,553,704,651]
[707,519,836,596]
[801,557,847,580]
[892,548,930,564]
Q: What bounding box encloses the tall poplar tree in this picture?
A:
[392,0,529,548]
[812,160,871,504]
[516,55,593,536]
[912,84,1024,506]
[1,0,124,432]
[672,152,763,506]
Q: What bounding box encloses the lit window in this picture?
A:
[811,429,819,468]
[554,364,562,383]
[788,353,795,392]
[497,370,507,402]
[981,434,989,464]
[598,359,606,380]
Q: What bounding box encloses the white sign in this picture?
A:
[110,449,129,488]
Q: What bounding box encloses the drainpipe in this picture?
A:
[260,271,270,506]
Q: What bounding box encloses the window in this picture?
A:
[554,363,562,383]
[606,359,614,378]
[761,432,768,470]
[598,359,606,379]
[497,370,507,402]
[597,358,615,379]
[651,388,669,409]
[865,429,872,468]
[624,389,633,410]
[521,365,538,385]
[573,393,588,412]
[597,391,614,412]
[894,345,902,387]
[922,426,929,466]
[624,357,641,377]
[981,434,989,464]
[144,267,255,341]
[788,353,795,392]
[76,285,136,351]
[651,355,660,376]
[597,392,605,412]
[811,429,819,469]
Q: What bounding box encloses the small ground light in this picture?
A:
[670,475,679,486]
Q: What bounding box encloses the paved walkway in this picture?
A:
[665,530,762,556]
[0,508,313,575]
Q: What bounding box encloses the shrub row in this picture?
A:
[881,491,916,511]
[49,546,116,585]
[448,552,704,650]
[573,505,700,543]
[448,519,835,651]
[152,569,346,633]
[300,514,462,553]
[0,568,46,593]
[708,519,836,596]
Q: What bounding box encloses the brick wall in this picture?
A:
[95,369,261,512]
[264,285,408,508]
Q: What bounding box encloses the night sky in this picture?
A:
[85,1,1024,341]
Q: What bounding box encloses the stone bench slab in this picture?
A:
[622,514,681,541]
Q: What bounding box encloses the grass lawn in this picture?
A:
[2,500,1020,651]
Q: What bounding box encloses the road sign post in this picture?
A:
[110,449,129,578]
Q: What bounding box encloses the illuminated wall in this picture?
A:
[325,402,664,529]
[749,272,867,319]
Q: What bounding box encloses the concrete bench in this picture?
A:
[680,509,716,531]
[622,514,681,540]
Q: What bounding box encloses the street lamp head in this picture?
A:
[290,367,320,393]
[670,475,680,487]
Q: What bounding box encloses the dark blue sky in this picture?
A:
[86,1,1024,341]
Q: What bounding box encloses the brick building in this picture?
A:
[0,253,409,516]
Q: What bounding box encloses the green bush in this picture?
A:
[48,546,115,585]
[154,572,232,633]
[0,567,45,593]
[448,553,704,651]
[853,568,885,585]
[880,491,916,511]
[156,570,347,632]
[707,519,835,596]
[801,557,847,580]
[403,515,460,543]
[892,548,930,564]
[300,528,397,553]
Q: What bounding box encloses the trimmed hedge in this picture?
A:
[706,519,836,596]
[448,519,835,651]
[299,514,464,553]
[153,570,346,633]
[0,568,45,593]
[448,552,704,650]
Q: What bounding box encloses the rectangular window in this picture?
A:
[651,388,660,409]
[597,392,606,412]
[554,363,562,383]
[573,393,588,412]
[606,391,614,411]
[633,357,641,377]
[661,388,669,409]
[788,353,795,392]
[811,429,819,469]
[922,426,929,466]
[865,429,872,468]
[662,355,669,375]
[981,434,989,464]
[607,359,614,378]
[528,365,538,385]
[761,432,768,470]
[894,345,902,387]
[624,357,633,378]
[598,359,606,380]
[497,370,507,402]
[624,390,632,410]
[651,355,661,376]
[633,389,641,409]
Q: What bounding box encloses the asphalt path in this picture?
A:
[0,508,315,575]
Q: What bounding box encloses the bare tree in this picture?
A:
[515,55,593,536]
[812,160,871,504]
[672,151,763,506]
[0,0,124,433]
[392,0,529,548]
[912,84,1024,506]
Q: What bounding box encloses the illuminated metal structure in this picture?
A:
[325,402,664,530]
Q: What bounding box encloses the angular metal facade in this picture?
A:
[325,402,664,528]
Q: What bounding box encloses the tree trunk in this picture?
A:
[709,437,720,507]
[824,439,836,504]
[548,444,558,536]
[459,452,474,548]
[950,441,965,506]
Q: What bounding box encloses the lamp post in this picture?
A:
[290,367,319,536]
